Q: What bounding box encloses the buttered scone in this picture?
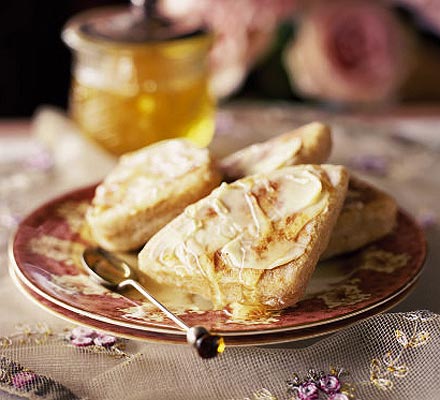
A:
[139,164,349,316]
[321,176,397,260]
[86,139,222,252]
[218,122,332,181]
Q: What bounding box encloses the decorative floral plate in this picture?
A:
[9,185,426,345]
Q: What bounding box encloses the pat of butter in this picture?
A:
[148,166,328,272]
[219,168,324,270]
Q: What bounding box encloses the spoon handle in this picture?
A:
[119,278,225,358]
[118,278,190,331]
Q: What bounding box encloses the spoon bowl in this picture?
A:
[82,247,136,289]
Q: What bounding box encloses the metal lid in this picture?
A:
[63,5,207,49]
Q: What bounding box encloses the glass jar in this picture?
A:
[63,7,215,155]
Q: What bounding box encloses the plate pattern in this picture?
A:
[11,185,426,338]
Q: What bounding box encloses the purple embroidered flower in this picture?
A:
[12,372,37,389]
[349,154,389,176]
[70,327,96,339]
[329,393,349,400]
[93,335,117,347]
[68,327,117,348]
[71,336,94,347]
[318,374,341,394]
[297,381,319,400]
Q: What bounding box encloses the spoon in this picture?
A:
[81,247,225,359]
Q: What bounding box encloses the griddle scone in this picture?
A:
[139,164,349,316]
[86,139,222,252]
[321,176,397,260]
[219,121,332,181]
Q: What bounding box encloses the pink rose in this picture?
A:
[297,381,320,400]
[319,374,341,394]
[284,0,414,104]
[159,0,297,98]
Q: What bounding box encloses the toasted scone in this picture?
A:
[321,176,398,260]
[218,123,396,260]
[139,164,349,316]
[218,122,332,181]
[86,139,222,252]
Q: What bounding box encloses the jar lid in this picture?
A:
[63,5,206,49]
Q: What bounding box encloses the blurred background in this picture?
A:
[2,0,440,118]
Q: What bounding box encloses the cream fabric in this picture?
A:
[1,105,439,399]
[0,311,439,400]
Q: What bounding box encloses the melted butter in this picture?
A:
[226,302,280,323]
[220,168,325,270]
[90,139,208,214]
[212,197,229,215]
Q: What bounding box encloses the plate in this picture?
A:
[9,185,426,345]
[9,264,417,345]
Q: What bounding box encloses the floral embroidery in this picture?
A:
[0,323,53,348]
[359,248,410,273]
[68,326,116,347]
[369,313,433,390]
[317,279,370,309]
[0,356,79,399]
[12,371,37,388]
[239,312,437,399]
[66,327,130,358]
[242,368,355,400]
[0,323,130,360]
[287,369,355,400]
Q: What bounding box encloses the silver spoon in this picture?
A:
[81,247,225,359]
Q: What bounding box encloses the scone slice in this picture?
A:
[139,164,349,316]
[321,176,398,260]
[86,139,222,252]
[218,121,332,181]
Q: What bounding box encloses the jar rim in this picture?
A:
[62,5,212,51]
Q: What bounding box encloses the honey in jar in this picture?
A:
[63,7,215,155]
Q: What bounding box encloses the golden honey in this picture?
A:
[63,8,215,155]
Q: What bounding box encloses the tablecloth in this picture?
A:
[0,103,439,399]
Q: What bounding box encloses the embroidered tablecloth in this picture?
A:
[0,104,439,399]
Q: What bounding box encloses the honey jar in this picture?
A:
[63,6,214,155]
